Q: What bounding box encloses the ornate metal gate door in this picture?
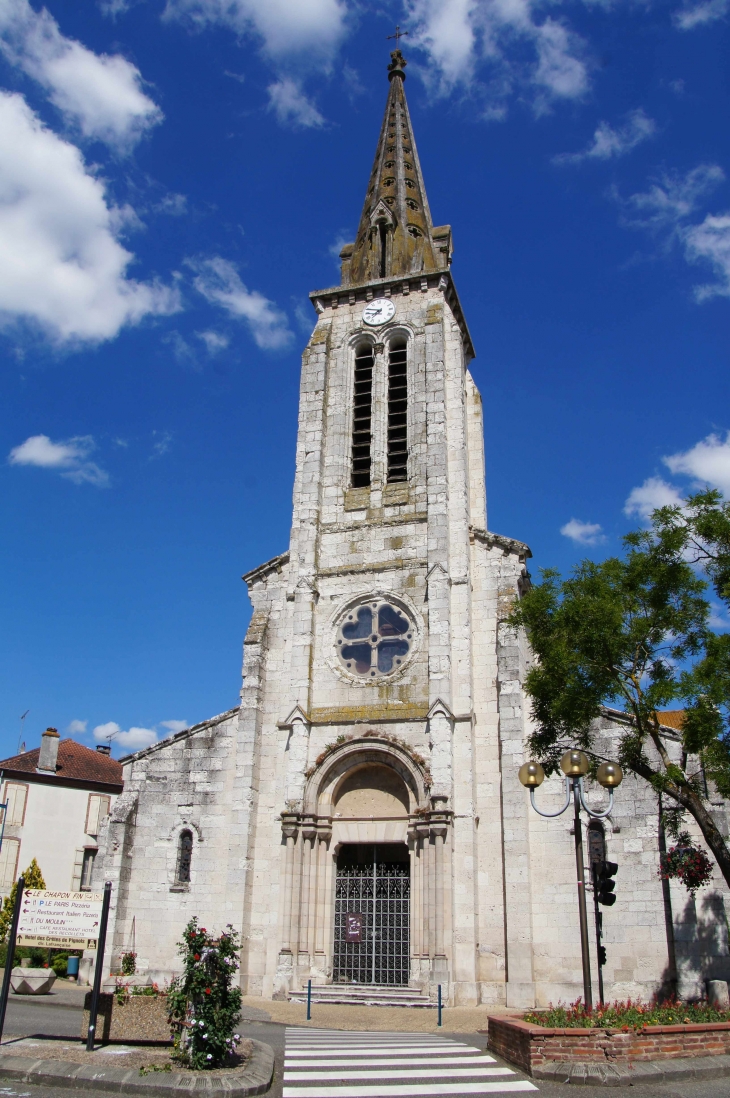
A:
[333,848,410,985]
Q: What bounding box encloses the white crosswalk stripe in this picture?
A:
[283,1027,538,1098]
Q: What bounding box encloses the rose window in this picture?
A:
[336,600,414,679]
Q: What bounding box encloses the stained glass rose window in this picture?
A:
[336,599,414,679]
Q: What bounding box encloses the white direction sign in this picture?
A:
[16,890,104,949]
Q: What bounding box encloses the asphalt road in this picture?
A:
[0,989,728,1098]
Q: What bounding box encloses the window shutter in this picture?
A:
[4,784,28,827]
[72,848,84,891]
[0,838,20,890]
[86,794,103,834]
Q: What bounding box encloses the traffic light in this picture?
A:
[595,860,618,906]
[598,945,607,966]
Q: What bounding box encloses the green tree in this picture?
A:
[509,502,730,890]
[0,858,46,943]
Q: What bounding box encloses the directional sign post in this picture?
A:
[17,889,104,949]
[86,882,111,1051]
[0,876,24,1046]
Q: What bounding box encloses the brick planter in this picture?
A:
[81,993,171,1043]
[487,1014,730,1076]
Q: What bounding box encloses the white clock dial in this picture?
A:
[362,298,396,326]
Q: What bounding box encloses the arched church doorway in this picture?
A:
[334,843,410,985]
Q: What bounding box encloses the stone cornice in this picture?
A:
[118,707,240,764]
[242,551,289,587]
[308,269,475,364]
[469,526,532,559]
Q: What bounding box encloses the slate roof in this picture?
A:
[0,739,123,790]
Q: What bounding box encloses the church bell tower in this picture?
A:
[240,48,532,1004]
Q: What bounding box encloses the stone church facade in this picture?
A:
[94,51,730,1008]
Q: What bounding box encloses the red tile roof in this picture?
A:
[656,710,685,731]
[0,739,123,790]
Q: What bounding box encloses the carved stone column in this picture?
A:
[432,823,447,959]
[274,813,299,999]
[299,823,317,964]
[280,816,298,953]
[314,825,332,969]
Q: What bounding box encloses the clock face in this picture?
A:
[362,298,396,326]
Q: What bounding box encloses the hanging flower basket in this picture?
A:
[659,837,714,895]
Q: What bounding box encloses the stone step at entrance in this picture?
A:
[289,984,434,1008]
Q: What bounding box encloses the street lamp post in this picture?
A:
[518,750,623,1011]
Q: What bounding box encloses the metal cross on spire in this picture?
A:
[387,25,408,43]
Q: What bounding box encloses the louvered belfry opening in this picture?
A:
[352,343,374,487]
[387,339,408,482]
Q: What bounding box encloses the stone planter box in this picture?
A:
[10,969,56,995]
[487,1014,730,1075]
[81,993,171,1044]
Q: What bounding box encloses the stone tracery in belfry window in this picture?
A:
[336,599,414,680]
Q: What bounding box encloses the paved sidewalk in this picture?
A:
[241,996,519,1033]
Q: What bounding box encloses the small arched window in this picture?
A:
[176,829,193,884]
[387,339,408,482]
[352,343,374,488]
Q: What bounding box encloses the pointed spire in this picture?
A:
[340,50,453,288]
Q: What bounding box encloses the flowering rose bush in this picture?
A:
[659,832,714,894]
[525,997,730,1029]
[167,918,242,1069]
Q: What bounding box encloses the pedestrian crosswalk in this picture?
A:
[283,1027,538,1098]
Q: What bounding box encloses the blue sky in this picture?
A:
[0,0,728,758]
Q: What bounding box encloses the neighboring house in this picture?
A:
[0,728,123,896]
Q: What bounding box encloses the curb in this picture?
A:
[533,1053,730,1086]
[0,1038,275,1096]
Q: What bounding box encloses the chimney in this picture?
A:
[96,744,111,756]
[37,727,60,773]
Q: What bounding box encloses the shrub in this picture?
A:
[167,918,242,1070]
[525,997,730,1029]
[121,951,137,975]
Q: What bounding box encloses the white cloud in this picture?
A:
[163,0,347,60]
[159,719,188,734]
[0,0,162,150]
[533,19,588,102]
[152,429,172,456]
[709,602,730,630]
[560,518,605,545]
[620,165,730,301]
[196,329,229,353]
[624,476,684,521]
[67,719,87,734]
[8,433,109,486]
[406,0,589,114]
[663,432,730,495]
[93,720,157,751]
[267,79,324,128]
[554,109,655,165]
[0,93,179,344]
[674,0,729,28]
[92,717,188,752]
[189,256,292,350]
[623,164,725,229]
[683,213,730,300]
[155,192,188,216]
